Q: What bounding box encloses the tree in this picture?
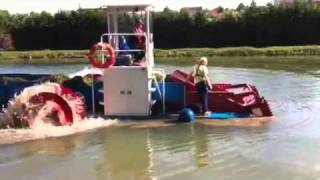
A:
[250,0,257,8]
[236,3,246,12]
[0,10,10,32]
[194,11,207,26]
[6,3,320,49]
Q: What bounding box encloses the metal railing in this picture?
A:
[100,33,147,52]
[151,68,166,114]
[99,32,150,66]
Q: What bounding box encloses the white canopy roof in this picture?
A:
[101,5,153,13]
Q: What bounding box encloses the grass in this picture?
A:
[0,50,88,64]
[155,45,320,57]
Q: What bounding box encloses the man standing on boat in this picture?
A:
[133,18,145,49]
[189,57,212,115]
[132,18,146,66]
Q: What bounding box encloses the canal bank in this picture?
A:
[1,45,320,62]
[1,54,320,75]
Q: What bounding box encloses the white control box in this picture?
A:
[103,66,152,116]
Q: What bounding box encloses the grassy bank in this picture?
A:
[1,45,320,63]
[0,50,88,64]
[1,46,320,75]
[155,45,320,57]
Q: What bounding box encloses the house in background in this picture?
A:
[0,33,13,50]
[208,7,225,20]
[180,7,202,16]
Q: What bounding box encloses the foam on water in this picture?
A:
[0,117,117,145]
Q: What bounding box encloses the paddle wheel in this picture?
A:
[4,83,86,128]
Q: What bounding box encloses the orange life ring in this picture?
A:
[88,43,116,69]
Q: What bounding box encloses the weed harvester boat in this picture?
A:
[84,4,272,121]
[0,4,272,127]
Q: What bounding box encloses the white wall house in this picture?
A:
[274,0,320,6]
[274,0,293,6]
[180,7,202,16]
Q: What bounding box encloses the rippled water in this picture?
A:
[1,63,320,180]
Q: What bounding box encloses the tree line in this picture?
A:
[1,1,320,50]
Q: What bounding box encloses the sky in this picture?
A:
[0,0,273,14]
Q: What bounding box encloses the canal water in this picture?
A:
[1,63,320,180]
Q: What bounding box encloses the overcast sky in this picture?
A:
[0,0,273,14]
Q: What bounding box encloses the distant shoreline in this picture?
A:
[1,45,320,63]
[0,46,320,74]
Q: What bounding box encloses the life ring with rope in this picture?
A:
[88,43,116,69]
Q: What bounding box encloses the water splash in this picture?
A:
[0,82,117,144]
[1,82,86,128]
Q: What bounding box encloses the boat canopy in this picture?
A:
[101,5,153,13]
[99,4,155,67]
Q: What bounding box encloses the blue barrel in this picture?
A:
[152,82,185,113]
[178,108,195,122]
